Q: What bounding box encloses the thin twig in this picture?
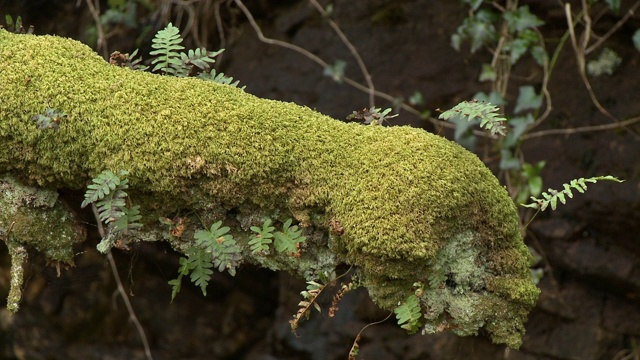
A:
[308,0,376,108]
[232,0,452,130]
[564,3,639,137]
[522,115,640,140]
[84,0,108,59]
[91,205,153,360]
[585,0,640,55]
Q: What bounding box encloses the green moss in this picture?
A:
[0,30,538,347]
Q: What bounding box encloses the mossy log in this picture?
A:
[0,30,538,348]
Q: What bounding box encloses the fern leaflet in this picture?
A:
[439,100,507,136]
[394,294,423,334]
[522,175,623,211]
[81,170,129,208]
[274,219,306,255]
[112,205,143,233]
[194,221,242,275]
[249,219,275,254]
[198,68,243,88]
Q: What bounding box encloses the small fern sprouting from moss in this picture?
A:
[439,99,507,136]
[149,23,185,76]
[81,170,142,252]
[145,22,241,87]
[394,286,423,334]
[522,175,623,211]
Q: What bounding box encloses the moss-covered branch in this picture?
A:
[0,29,538,348]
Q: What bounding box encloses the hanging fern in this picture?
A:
[394,293,423,334]
[248,219,275,254]
[194,221,242,275]
[82,170,143,253]
[439,99,507,136]
[290,280,325,335]
[274,218,306,255]
[522,175,623,211]
[169,220,242,301]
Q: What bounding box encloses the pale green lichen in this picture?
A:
[0,30,538,347]
[6,240,27,313]
[0,175,86,263]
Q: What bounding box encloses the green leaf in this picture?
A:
[605,0,621,14]
[514,86,542,113]
[249,219,275,254]
[112,205,143,233]
[479,64,496,82]
[633,30,640,52]
[323,60,347,82]
[503,5,544,32]
[394,294,422,334]
[499,149,521,170]
[274,219,306,254]
[503,114,534,149]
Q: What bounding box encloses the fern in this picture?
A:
[169,220,242,300]
[194,221,242,275]
[31,108,66,131]
[112,205,143,233]
[168,247,214,302]
[394,294,423,334]
[274,219,306,255]
[439,100,507,136]
[82,170,143,253]
[290,280,325,336]
[149,22,185,76]
[522,175,623,211]
[249,219,275,254]
[180,47,221,76]
[198,69,243,88]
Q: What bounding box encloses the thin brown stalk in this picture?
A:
[308,0,376,108]
[91,205,153,360]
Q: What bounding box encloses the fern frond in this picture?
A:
[150,23,185,76]
[81,170,129,208]
[180,48,221,74]
[522,175,623,211]
[198,68,243,88]
[112,205,143,233]
[290,280,325,336]
[394,294,423,334]
[249,219,275,254]
[439,100,507,136]
[194,221,242,276]
[274,219,306,255]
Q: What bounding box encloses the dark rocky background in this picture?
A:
[0,1,639,359]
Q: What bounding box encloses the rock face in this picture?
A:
[0,29,537,349]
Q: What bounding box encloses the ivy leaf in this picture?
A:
[605,0,620,15]
[503,113,534,149]
[479,64,496,82]
[323,60,347,83]
[633,29,640,52]
[514,86,542,113]
[503,5,544,33]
